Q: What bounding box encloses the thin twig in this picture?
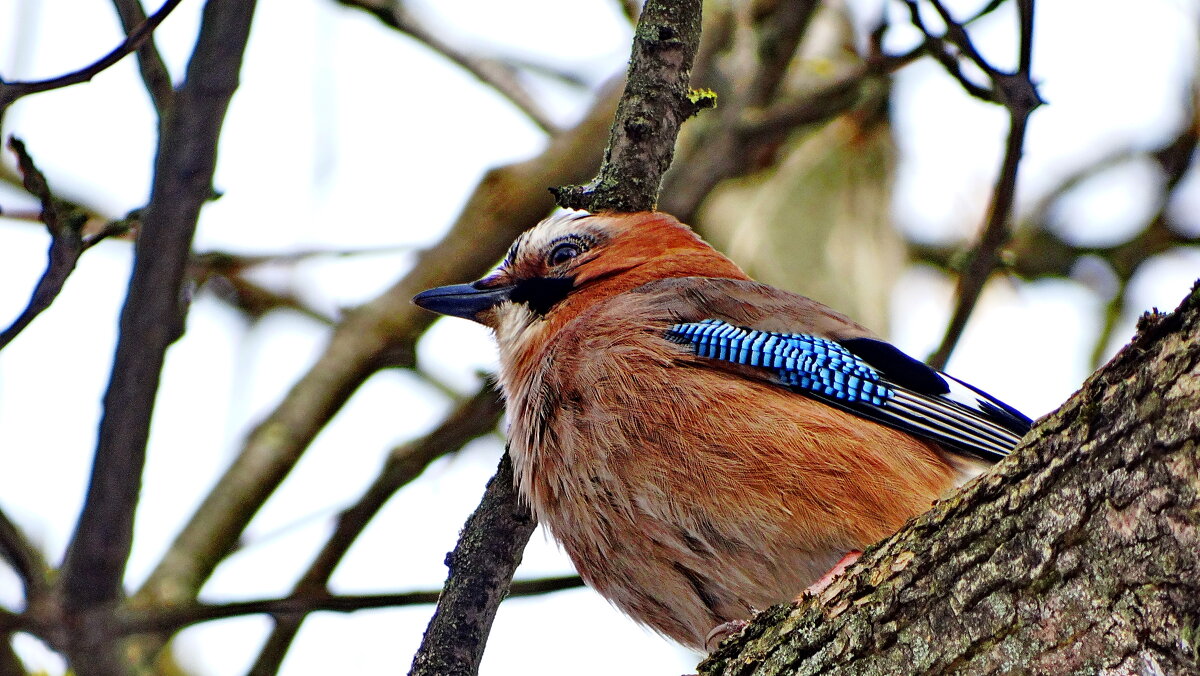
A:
[0,506,46,601]
[0,163,116,229]
[109,0,178,116]
[335,0,559,134]
[0,0,186,113]
[122,575,583,636]
[900,0,998,102]
[926,0,1041,369]
[0,138,97,352]
[199,273,339,325]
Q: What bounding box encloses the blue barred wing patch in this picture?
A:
[664,319,1029,462]
[665,319,893,406]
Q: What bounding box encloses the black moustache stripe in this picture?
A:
[510,277,575,316]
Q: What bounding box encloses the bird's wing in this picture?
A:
[630,277,1032,463]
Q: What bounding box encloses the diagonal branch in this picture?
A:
[109,0,178,117]
[248,384,505,675]
[334,0,558,134]
[407,3,707,675]
[408,454,538,676]
[0,505,46,602]
[926,0,1041,369]
[0,139,122,352]
[0,0,186,114]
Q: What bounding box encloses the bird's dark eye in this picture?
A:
[548,242,582,267]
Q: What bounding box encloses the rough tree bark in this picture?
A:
[700,282,1200,675]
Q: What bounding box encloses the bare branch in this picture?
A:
[0,506,46,601]
[403,4,709,674]
[925,0,1041,369]
[109,0,177,116]
[927,107,1032,368]
[198,273,338,325]
[553,0,708,212]
[59,1,259,669]
[121,575,583,638]
[334,0,559,134]
[409,454,538,676]
[0,138,90,352]
[0,0,186,114]
[734,65,869,141]
[900,1,998,102]
[249,385,504,675]
[190,248,423,326]
[0,631,24,676]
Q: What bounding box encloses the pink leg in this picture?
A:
[802,550,862,597]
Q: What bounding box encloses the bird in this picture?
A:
[413,210,1031,652]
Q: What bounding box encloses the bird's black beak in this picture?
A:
[413,281,513,322]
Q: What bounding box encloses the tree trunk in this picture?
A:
[700,282,1200,676]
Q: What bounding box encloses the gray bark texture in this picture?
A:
[700,281,1200,676]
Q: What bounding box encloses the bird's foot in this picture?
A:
[801,550,862,598]
[704,619,749,652]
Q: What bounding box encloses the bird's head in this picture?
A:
[413,210,747,332]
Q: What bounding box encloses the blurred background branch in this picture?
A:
[0,0,184,117]
[335,0,560,133]
[918,0,1041,369]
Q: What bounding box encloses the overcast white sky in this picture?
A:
[0,0,1198,674]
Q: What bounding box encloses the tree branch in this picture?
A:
[0,140,129,353]
[401,4,711,674]
[0,505,46,602]
[0,0,185,114]
[0,139,89,351]
[109,0,178,117]
[58,0,258,670]
[334,0,558,134]
[926,0,1042,369]
[121,575,582,638]
[701,281,1200,674]
[408,454,538,676]
[552,0,708,212]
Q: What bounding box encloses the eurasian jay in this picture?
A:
[413,210,1031,651]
